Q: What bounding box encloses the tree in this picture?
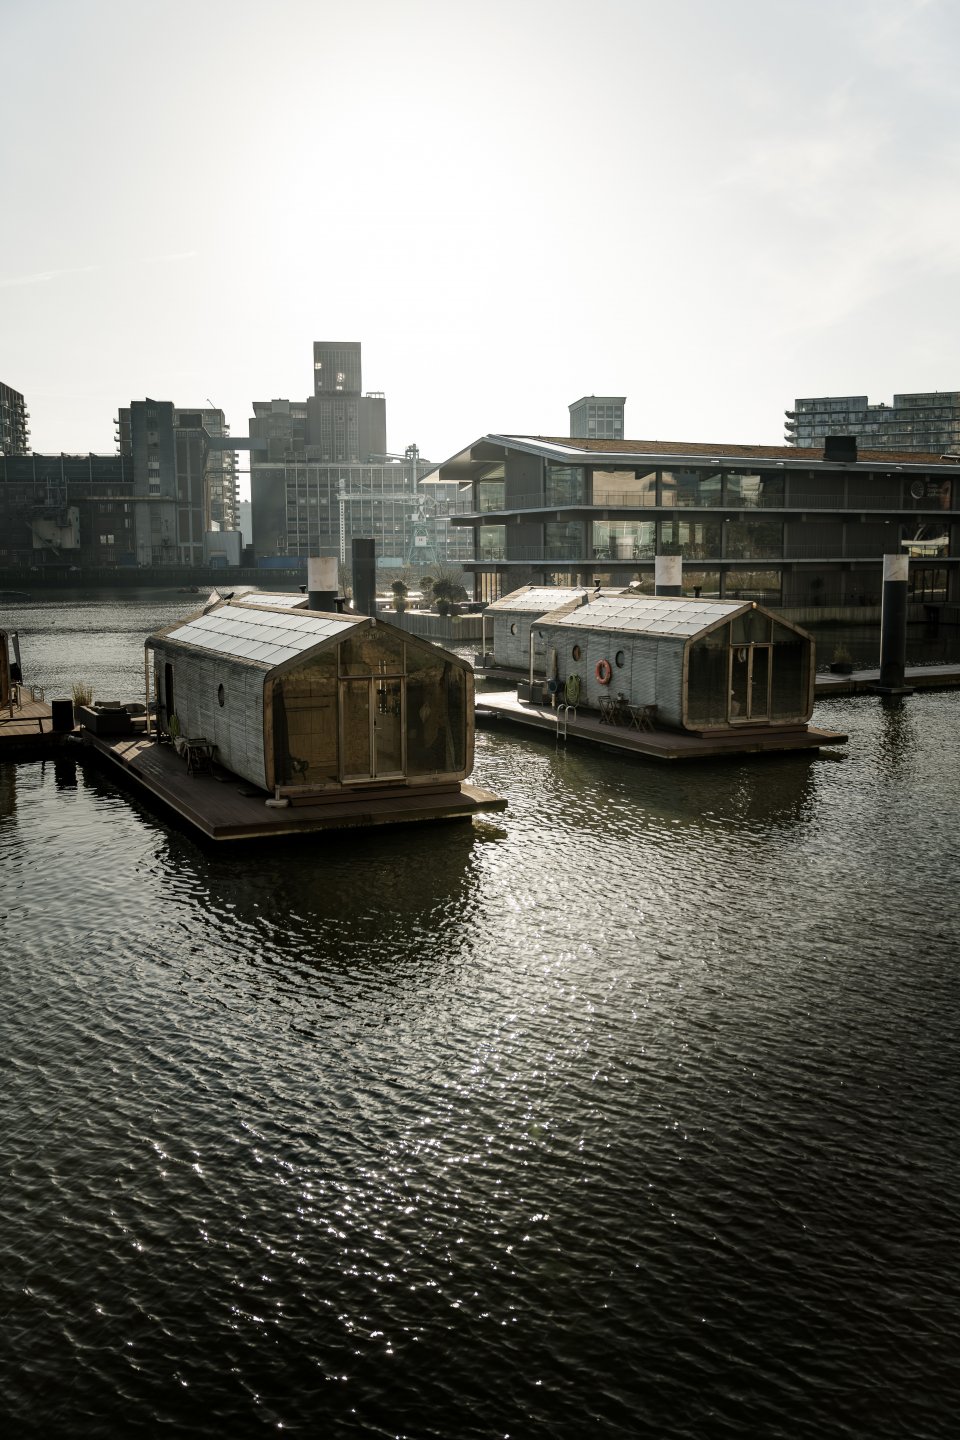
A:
[391,578,408,614]
[424,566,468,615]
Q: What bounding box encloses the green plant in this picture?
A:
[424,566,468,610]
[391,578,408,613]
[831,644,853,664]
[72,681,93,707]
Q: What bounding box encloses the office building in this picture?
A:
[440,432,959,610]
[1,382,29,455]
[786,392,960,454]
[569,396,625,441]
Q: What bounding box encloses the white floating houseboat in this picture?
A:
[146,598,480,796]
[476,587,845,758]
[66,595,508,839]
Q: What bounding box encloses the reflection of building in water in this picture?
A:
[0,764,15,819]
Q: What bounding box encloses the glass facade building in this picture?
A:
[440,435,960,611]
[786,393,960,454]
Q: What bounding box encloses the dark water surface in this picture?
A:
[3,594,960,1438]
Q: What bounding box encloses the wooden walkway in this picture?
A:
[476,691,848,760]
[81,732,506,842]
[814,662,960,695]
[0,696,66,758]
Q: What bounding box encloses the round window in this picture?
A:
[615,650,626,668]
[510,622,518,635]
[217,683,225,707]
[572,644,582,661]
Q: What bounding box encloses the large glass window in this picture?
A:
[908,566,948,602]
[724,570,782,603]
[770,621,810,719]
[725,472,784,508]
[273,652,339,786]
[659,518,721,559]
[900,521,949,558]
[661,470,721,507]
[545,520,584,560]
[725,520,783,560]
[477,475,505,512]
[406,651,466,775]
[545,465,585,506]
[592,469,656,506]
[593,520,656,560]
[686,630,729,725]
[339,630,404,676]
[479,525,506,560]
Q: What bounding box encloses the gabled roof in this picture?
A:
[485,585,601,615]
[495,435,951,466]
[151,602,363,668]
[233,591,308,611]
[538,594,749,639]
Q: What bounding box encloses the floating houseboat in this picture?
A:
[66,594,507,839]
[476,587,846,759]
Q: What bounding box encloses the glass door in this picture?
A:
[729,645,771,722]
[750,646,771,721]
[340,678,405,781]
[373,678,404,778]
[730,646,749,721]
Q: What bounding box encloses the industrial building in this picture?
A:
[249,343,471,572]
[117,400,239,567]
[0,451,135,569]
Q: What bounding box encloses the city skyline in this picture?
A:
[4,0,960,487]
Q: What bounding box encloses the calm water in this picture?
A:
[3,593,960,1438]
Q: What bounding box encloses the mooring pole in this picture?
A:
[875,553,912,693]
[655,555,682,596]
[307,556,339,613]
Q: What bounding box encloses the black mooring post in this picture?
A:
[875,553,913,694]
[655,555,682,596]
[307,556,339,613]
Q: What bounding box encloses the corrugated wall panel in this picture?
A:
[655,641,685,726]
[153,643,267,789]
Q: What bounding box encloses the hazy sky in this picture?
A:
[3,0,959,496]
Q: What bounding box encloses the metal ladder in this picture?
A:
[555,703,578,747]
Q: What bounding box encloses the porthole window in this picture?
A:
[572,644,582,661]
[615,650,626,668]
[510,622,518,635]
[217,683,225,707]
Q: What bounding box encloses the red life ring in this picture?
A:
[595,658,613,686]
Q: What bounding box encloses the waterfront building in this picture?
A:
[0,451,134,569]
[508,588,815,731]
[0,382,29,456]
[250,344,471,572]
[117,400,239,567]
[786,392,960,454]
[569,396,625,441]
[147,597,477,796]
[441,433,960,610]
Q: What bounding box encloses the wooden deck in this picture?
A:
[80,731,506,841]
[814,662,960,695]
[475,691,848,760]
[0,696,67,757]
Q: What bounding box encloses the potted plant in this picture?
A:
[830,644,854,674]
[391,578,408,614]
